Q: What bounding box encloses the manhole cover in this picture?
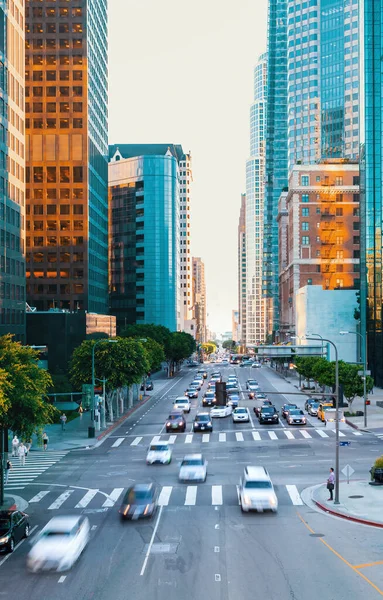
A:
[309,533,325,538]
[348,495,364,499]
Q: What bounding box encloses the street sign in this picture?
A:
[339,441,351,447]
[358,370,371,376]
[341,464,355,484]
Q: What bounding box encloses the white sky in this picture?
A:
[109,0,268,335]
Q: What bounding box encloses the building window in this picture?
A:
[301,175,309,186]
[302,236,310,245]
[307,278,312,285]
[336,250,344,259]
[335,279,344,288]
[302,222,309,231]
[353,208,360,216]
[301,194,309,203]
[353,236,360,245]
[336,208,343,216]
[302,208,309,216]
[335,177,343,186]
[353,222,360,231]
[353,176,360,185]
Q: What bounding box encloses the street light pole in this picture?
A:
[307,336,340,505]
[90,339,117,438]
[339,330,368,428]
[307,332,324,357]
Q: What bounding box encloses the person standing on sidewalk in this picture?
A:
[60,413,67,431]
[11,435,19,457]
[18,442,27,466]
[42,432,49,451]
[5,459,12,484]
[327,467,335,501]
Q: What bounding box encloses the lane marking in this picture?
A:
[316,429,329,438]
[284,431,294,440]
[29,491,50,503]
[252,431,261,441]
[130,437,143,446]
[338,431,346,437]
[268,431,278,440]
[102,487,124,508]
[214,546,220,552]
[352,431,363,436]
[184,486,197,506]
[75,489,99,509]
[168,435,177,444]
[150,436,161,445]
[354,561,383,569]
[286,485,303,505]
[111,438,125,448]
[300,430,312,439]
[185,434,193,444]
[235,432,244,442]
[158,486,172,506]
[219,433,226,442]
[202,434,210,443]
[212,485,223,505]
[140,505,164,576]
[58,576,66,583]
[48,490,74,510]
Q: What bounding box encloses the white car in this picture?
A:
[193,377,204,387]
[146,443,172,465]
[173,397,191,412]
[252,362,261,368]
[210,405,232,418]
[239,466,278,513]
[27,516,90,572]
[232,407,250,423]
[179,454,207,482]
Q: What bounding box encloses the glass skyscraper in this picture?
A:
[246,52,267,344]
[25,0,109,315]
[0,1,26,341]
[108,144,181,333]
[264,0,288,338]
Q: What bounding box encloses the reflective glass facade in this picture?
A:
[0,0,25,341]
[25,0,109,315]
[109,149,180,332]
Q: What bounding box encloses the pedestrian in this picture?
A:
[11,435,19,457]
[5,459,12,484]
[60,413,67,431]
[78,405,83,418]
[25,437,32,456]
[42,432,49,451]
[18,442,27,466]
[327,467,335,501]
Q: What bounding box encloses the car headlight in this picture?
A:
[166,422,171,426]
[269,496,277,506]
[243,495,251,505]
[0,535,10,543]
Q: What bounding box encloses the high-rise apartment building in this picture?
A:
[246,52,267,345]
[108,145,181,333]
[0,1,25,340]
[25,0,109,314]
[192,257,206,343]
[287,0,359,171]
[278,162,360,338]
[264,0,288,339]
[238,193,246,345]
[361,0,383,385]
[178,152,194,335]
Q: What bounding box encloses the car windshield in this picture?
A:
[125,490,153,503]
[236,408,246,413]
[176,399,187,404]
[310,403,319,408]
[42,530,72,538]
[245,481,272,489]
[322,406,332,411]
[285,405,297,410]
[168,414,183,421]
[181,459,203,466]
[261,407,274,414]
[196,415,209,422]
[149,445,169,452]
[290,409,304,415]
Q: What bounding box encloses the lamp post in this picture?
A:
[90,339,117,438]
[339,330,368,428]
[307,336,340,505]
[307,332,324,357]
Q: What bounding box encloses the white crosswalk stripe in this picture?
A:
[235,432,244,442]
[300,430,312,439]
[212,485,223,505]
[130,437,143,446]
[158,486,172,506]
[219,433,226,442]
[29,491,50,503]
[168,435,177,444]
[5,451,68,488]
[111,438,124,448]
[338,431,346,437]
[352,431,362,436]
[102,488,124,508]
[184,486,197,506]
[202,434,210,443]
[48,490,74,510]
[284,431,294,439]
[185,434,193,444]
[75,489,98,509]
[285,485,303,505]
[268,431,278,440]
[316,429,329,438]
[252,431,261,441]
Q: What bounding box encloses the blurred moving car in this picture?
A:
[179,454,207,482]
[281,403,298,419]
[146,443,172,465]
[165,410,186,433]
[317,402,333,421]
[240,360,253,367]
[305,398,317,411]
[202,391,217,407]
[191,379,202,390]
[185,387,199,399]
[248,382,260,399]
[252,362,261,368]
[286,409,307,426]
[307,401,319,416]
[232,407,250,423]
[246,379,258,389]
[238,466,278,513]
[0,510,30,553]
[140,379,153,391]
[119,484,158,520]
[255,392,267,400]
[27,515,90,572]
[173,397,191,413]
[193,412,213,432]
[197,369,207,379]
[254,400,273,417]
[210,404,232,418]
[324,408,346,425]
[227,394,240,408]
[258,406,279,424]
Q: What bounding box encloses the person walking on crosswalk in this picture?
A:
[18,442,27,466]
[5,459,12,484]
[11,435,19,457]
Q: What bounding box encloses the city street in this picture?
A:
[1,364,383,599]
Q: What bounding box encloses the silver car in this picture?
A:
[239,466,278,513]
[179,454,207,483]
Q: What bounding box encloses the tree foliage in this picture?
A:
[70,337,150,391]
[120,323,172,356]
[0,334,56,436]
[222,339,237,351]
[168,332,196,363]
[136,337,165,372]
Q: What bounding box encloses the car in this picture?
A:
[0,510,30,553]
[202,391,217,407]
[27,515,90,572]
[179,454,208,482]
[248,383,260,399]
[239,360,253,367]
[197,369,207,379]
[210,404,232,418]
[165,410,186,432]
[286,409,307,426]
[207,381,217,390]
[193,412,213,432]
[305,398,318,412]
[254,401,273,417]
[227,394,240,408]
[193,377,204,388]
[187,361,199,368]
[252,362,261,368]
[146,443,172,465]
[211,371,222,378]
[246,379,258,389]
[317,402,333,421]
[308,401,320,416]
[140,379,153,391]
[255,392,267,400]
[232,407,250,423]
[119,484,158,520]
[238,466,278,513]
[227,376,238,384]
[221,360,229,366]
[210,376,221,384]
[185,387,199,399]
[190,381,201,391]
[173,397,191,412]
[258,406,279,424]
[226,384,239,394]
[324,408,346,425]
[281,403,298,419]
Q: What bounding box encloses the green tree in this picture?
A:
[0,334,57,436]
[294,356,327,386]
[120,323,172,356]
[136,337,165,373]
[222,339,237,351]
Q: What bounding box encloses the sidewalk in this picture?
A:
[311,481,383,528]
[29,369,173,452]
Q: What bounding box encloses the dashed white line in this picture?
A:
[58,576,67,583]
[140,505,164,576]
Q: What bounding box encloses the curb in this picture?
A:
[96,394,151,441]
[345,419,372,434]
[313,497,383,528]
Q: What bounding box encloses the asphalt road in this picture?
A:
[1,363,383,599]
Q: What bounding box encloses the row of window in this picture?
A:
[26,117,83,129]
[26,101,83,113]
[27,86,83,97]
[302,236,360,247]
[27,189,84,201]
[26,236,84,247]
[0,283,24,301]
[25,67,83,79]
[302,207,360,216]
[26,283,84,295]
[26,166,83,183]
[27,252,83,263]
[0,256,24,277]
[0,308,24,327]
[27,23,83,34]
[26,7,83,18]
[26,269,84,280]
[26,40,84,55]
[27,220,84,231]
[0,230,21,252]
